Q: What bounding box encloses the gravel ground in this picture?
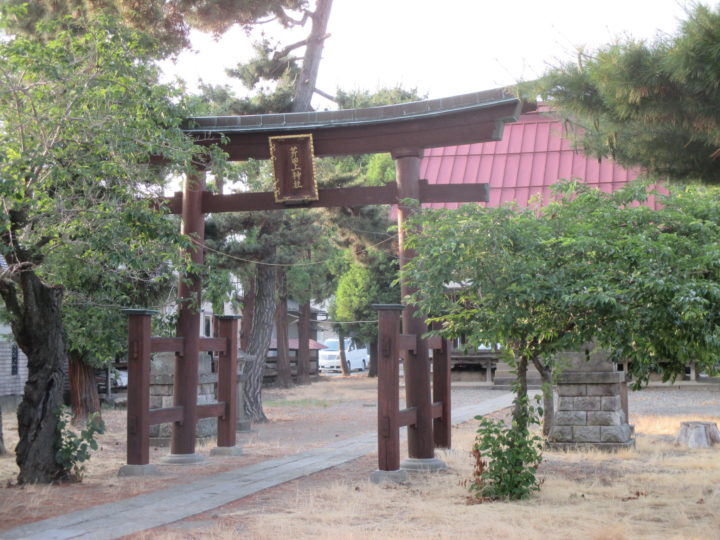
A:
[628,385,720,416]
[449,383,720,418]
[450,386,511,408]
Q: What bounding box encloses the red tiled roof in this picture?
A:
[421,108,644,208]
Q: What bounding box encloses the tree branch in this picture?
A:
[276,37,310,59]
[0,278,22,321]
[282,9,311,27]
[314,87,337,102]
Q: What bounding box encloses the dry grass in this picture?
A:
[193,413,720,540]
[2,379,719,540]
[125,410,720,540]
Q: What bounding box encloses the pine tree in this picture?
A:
[533,4,720,183]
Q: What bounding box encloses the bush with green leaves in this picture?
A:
[54,407,105,482]
[470,395,544,501]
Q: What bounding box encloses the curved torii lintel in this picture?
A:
[148,88,528,467]
[183,88,525,160]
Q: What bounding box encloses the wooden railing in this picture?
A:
[374,305,451,472]
[124,310,240,467]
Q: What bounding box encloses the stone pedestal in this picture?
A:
[149,352,218,446]
[548,345,634,451]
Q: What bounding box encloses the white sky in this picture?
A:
[161,0,702,105]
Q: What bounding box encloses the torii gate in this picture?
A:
[120,88,524,477]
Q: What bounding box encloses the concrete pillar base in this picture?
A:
[210,445,244,457]
[117,464,160,477]
[400,457,447,473]
[160,453,205,465]
[370,469,409,484]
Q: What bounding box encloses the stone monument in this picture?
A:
[149,351,218,446]
[548,344,634,451]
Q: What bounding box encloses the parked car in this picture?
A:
[319,338,368,372]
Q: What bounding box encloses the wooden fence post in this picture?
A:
[212,315,243,456]
[432,322,451,449]
[373,304,403,473]
[119,309,158,476]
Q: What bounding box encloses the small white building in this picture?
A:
[1,257,28,408]
[0,324,27,409]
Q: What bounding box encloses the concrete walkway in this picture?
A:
[1,392,516,540]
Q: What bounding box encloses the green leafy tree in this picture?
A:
[403,193,606,434]
[48,212,181,424]
[405,181,720,440]
[330,249,399,376]
[552,182,720,386]
[533,4,720,183]
[0,15,214,483]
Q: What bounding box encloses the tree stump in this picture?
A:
[675,421,720,448]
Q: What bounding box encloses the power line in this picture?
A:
[194,235,395,268]
[323,319,378,325]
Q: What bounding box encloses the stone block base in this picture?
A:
[551,368,633,450]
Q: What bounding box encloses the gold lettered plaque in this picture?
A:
[269,134,318,204]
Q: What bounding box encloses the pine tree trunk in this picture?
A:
[531,356,554,436]
[68,350,101,425]
[0,271,68,484]
[275,268,293,388]
[240,277,256,351]
[291,0,334,112]
[243,265,277,422]
[368,337,378,378]
[296,301,311,385]
[338,326,350,376]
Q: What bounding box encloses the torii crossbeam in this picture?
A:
[122,88,526,476]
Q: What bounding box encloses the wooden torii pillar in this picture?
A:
[394,148,442,470]
[122,89,525,472]
[172,169,205,461]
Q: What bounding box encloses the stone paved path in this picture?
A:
[1,392,517,540]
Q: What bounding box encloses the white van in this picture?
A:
[318,339,368,372]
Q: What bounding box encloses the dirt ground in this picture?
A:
[0,375,390,530]
[1,376,719,540]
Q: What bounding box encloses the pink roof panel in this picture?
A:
[414,108,647,211]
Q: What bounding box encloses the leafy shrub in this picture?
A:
[55,407,105,482]
[470,395,544,501]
